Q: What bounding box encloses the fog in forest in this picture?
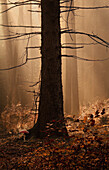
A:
[0,0,41,112]
[0,1,109,169]
[0,0,109,116]
[62,0,109,115]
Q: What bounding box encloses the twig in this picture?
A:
[0,32,41,41]
[28,10,41,13]
[0,2,40,14]
[61,46,84,49]
[29,81,41,87]
[0,24,41,28]
[62,42,97,46]
[62,55,109,62]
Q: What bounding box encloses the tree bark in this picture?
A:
[27,0,68,138]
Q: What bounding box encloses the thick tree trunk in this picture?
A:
[27,0,68,138]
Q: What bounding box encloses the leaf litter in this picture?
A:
[0,99,109,169]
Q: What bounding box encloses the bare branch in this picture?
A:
[28,10,41,13]
[0,2,40,14]
[60,0,70,4]
[0,32,41,41]
[0,24,41,29]
[0,0,40,5]
[29,81,41,87]
[28,57,41,60]
[26,46,40,49]
[61,46,84,49]
[66,0,74,43]
[62,55,109,62]
[61,30,109,48]
[62,42,97,46]
[61,5,109,13]
[0,56,41,71]
[0,34,41,71]
[0,61,27,71]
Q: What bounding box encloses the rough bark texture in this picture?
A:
[27,0,68,138]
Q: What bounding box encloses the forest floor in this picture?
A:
[0,115,109,170]
[0,99,109,169]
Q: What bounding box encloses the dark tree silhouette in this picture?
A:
[27,0,68,138]
[1,0,109,139]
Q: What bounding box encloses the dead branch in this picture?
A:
[27,57,41,60]
[60,0,70,4]
[0,24,41,29]
[0,32,41,41]
[0,56,41,71]
[0,61,27,71]
[62,55,109,62]
[61,46,84,49]
[66,0,74,43]
[28,10,41,13]
[0,2,40,14]
[0,0,40,5]
[62,42,97,46]
[0,35,41,71]
[61,30,109,48]
[26,46,40,49]
[61,5,109,13]
[29,81,41,87]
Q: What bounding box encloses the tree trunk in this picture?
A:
[27,0,68,138]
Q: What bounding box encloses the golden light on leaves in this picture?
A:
[0,99,109,169]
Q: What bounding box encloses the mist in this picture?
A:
[62,0,109,115]
[0,1,41,112]
[0,0,109,116]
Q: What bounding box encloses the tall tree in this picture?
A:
[27,0,68,138]
[1,0,109,139]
